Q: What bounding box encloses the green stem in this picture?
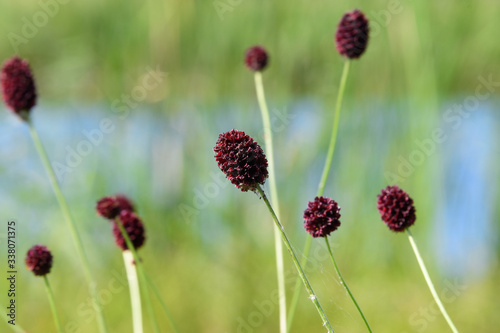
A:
[286,236,312,330]
[288,60,351,331]
[114,218,165,333]
[123,251,143,333]
[406,229,459,333]
[317,60,350,196]
[325,239,372,332]
[43,276,63,333]
[256,185,334,333]
[254,71,287,333]
[27,122,108,333]
[142,271,181,333]
[1,312,26,333]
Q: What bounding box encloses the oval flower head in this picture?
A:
[214,129,269,192]
[113,210,146,251]
[245,46,269,71]
[303,196,341,238]
[377,185,416,232]
[96,194,135,220]
[25,245,53,276]
[1,56,37,121]
[335,9,370,59]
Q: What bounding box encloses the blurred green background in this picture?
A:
[0,0,499,332]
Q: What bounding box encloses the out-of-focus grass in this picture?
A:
[0,1,499,104]
[0,0,499,332]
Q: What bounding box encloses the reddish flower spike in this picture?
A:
[96,195,135,220]
[25,245,53,276]
[245,46,269,71]
[377,185,416,232]
[335,9,369,59]
[113,210,146,250]
[303,196,341,238]
[1,56,37,121]
[214,129,268,192]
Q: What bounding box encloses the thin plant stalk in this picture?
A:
[43,276,63,333]
[254,71,287,333]
[123,250,143,333]
[256,185,334,333]
[142,270,180,333]
[2,316,27,333]
[114,218,179,333]
[287,60,351,330]
[406,229,459,333]
[27,121,108,333]
[316,60,351,195]
[325,239,372,332]
[2,311,26,333]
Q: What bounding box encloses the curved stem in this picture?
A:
[28,122,108,333]
[288,60,351,331]
[123,251,143,333]
[254,71,287,333]
[256,185,334,333]
[44,276,63,333]
[286,236,312,330]
[406,229,459,333]
[317,60,350,196]
[1,311,26,333]
[114,219,161,333]
[142,271,181,333]
[325,239,372,332]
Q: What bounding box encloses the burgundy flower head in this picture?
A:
[214,129,268,192]
[245,46,269,71]
[96,195,135,220]
[335,9,369,59]
[303,196,341,238]
[377,185,416,232]
[1,56,37,121]
[25,245,53,276]
[113,210,146,250]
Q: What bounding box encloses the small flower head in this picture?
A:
[303,196,341,238]
[25,245,53,276]
[1,56,37,121]
[214,129,268,192]
[335,9,369,59]
[96,195,135,220]
[245,46,269,71]
[113,210,146,250]
[377,185,416,232]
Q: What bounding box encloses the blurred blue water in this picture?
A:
[435,103,499,280]
[0,99,498,280]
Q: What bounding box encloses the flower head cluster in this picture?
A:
[96,194,146,251]
[377,185,416,232]
[25,245,53,276]
[335,9,369,59]
[96,195,135,220]
[214,129,268,192]
[303,196,341,238]
[245,46,269,71]
[113,210,146,250]
[1,56,37,121]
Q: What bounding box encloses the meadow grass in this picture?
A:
[0,0,499,331]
